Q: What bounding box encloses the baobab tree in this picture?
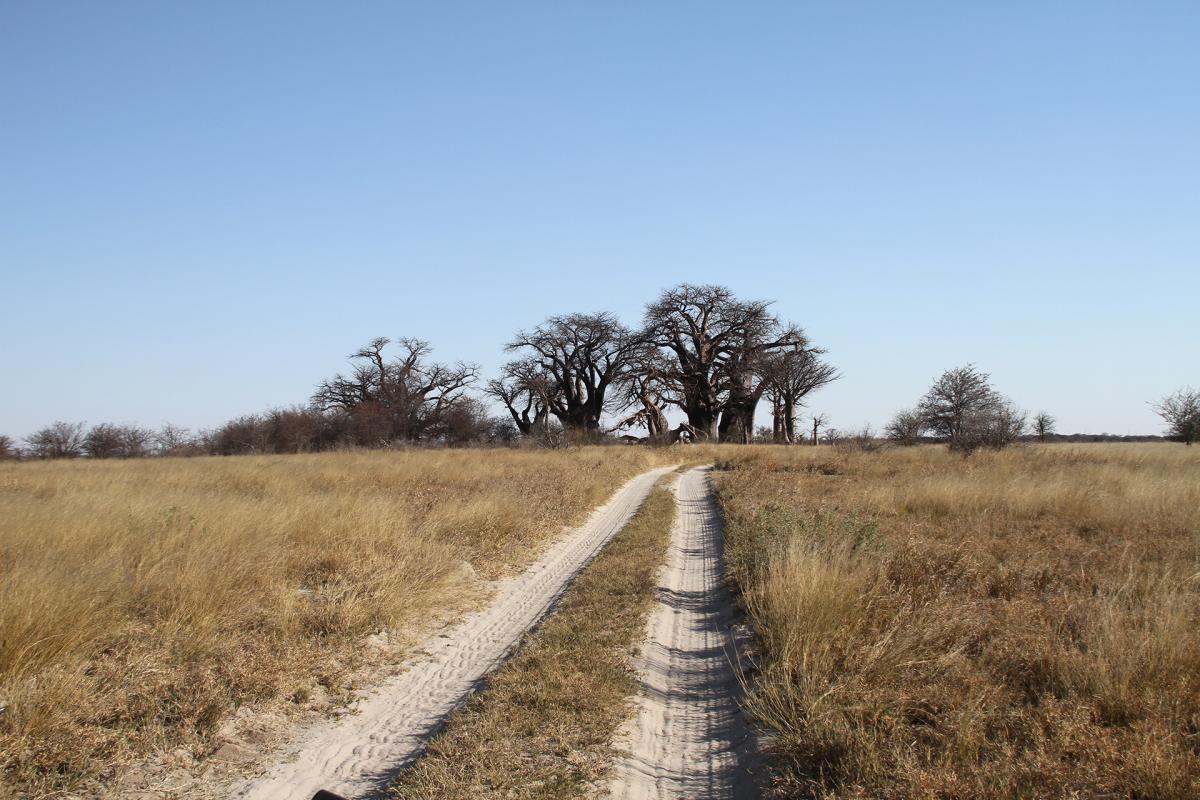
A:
[611,352,675,440]
[716,321,811,444]
[642,284,809,441]
[761,345,839,444]
[507,312,641,432]
[486,358,553,436]
[312,337,478,444]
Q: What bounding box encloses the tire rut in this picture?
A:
[229,465,677,800]
[608,466,760,799]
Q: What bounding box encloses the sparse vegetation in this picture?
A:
[714,443,1200,798]
[0,448,678,795]
[4,4,1194,796]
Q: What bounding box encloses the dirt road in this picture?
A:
[608,466,760,799]
[229,465,677,800]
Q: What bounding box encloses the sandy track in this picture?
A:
[608,466,760,800]
[229,465,676,800]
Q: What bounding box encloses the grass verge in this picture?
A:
[390,475,680,799]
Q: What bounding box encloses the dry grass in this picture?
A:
[0,447,679,797]
[714,443,1200,799]
[390,475,680,799]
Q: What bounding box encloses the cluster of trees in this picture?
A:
[305,336,510,449]
[885,365,1040,453]
[3,402,517,462]
[487,285,838,445]
[206,399,514,455]
[4,285,840,459]
[5,421,201,460]
[6,281,1194,460]
[887,367,1198,452]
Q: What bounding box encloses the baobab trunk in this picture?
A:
[736,403,756,444]
[783,401,797,445]
[685,407,719,440]
[718,403,756,444]
[646,406,669,438]
[509,413,534,436]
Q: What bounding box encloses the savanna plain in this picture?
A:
[717,443,1200,798]
[0,448,680,797]
[1,443,1197,799]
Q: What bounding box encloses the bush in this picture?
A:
[915,365,1026,453]
[829,425,883,453]
[84,424,152,458]
[25,421,86,459]
[1153,388,1200,445]
[885,408,924,446]
[153,424,204,457]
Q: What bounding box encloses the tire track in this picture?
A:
[229,465,677,800]
[608,466,760,799]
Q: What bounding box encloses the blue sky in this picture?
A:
[2,1,1196,438]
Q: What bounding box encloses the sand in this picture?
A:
[228,465,677,800]
[607,466,761,799]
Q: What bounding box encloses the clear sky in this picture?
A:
[2,1,1196,438]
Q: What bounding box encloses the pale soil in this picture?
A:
[607,467,761,799]
[222,465,677,800]
[388,474,681,799]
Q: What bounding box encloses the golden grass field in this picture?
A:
[4,442,1198,799]
[715,443,1200,799]
[0,448,680,796]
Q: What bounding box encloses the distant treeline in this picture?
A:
[1,284,1194,460]
[0,421,1172,462]
[0,403,514,461]
[1039,433,1168,443]
[3,284,841,459]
